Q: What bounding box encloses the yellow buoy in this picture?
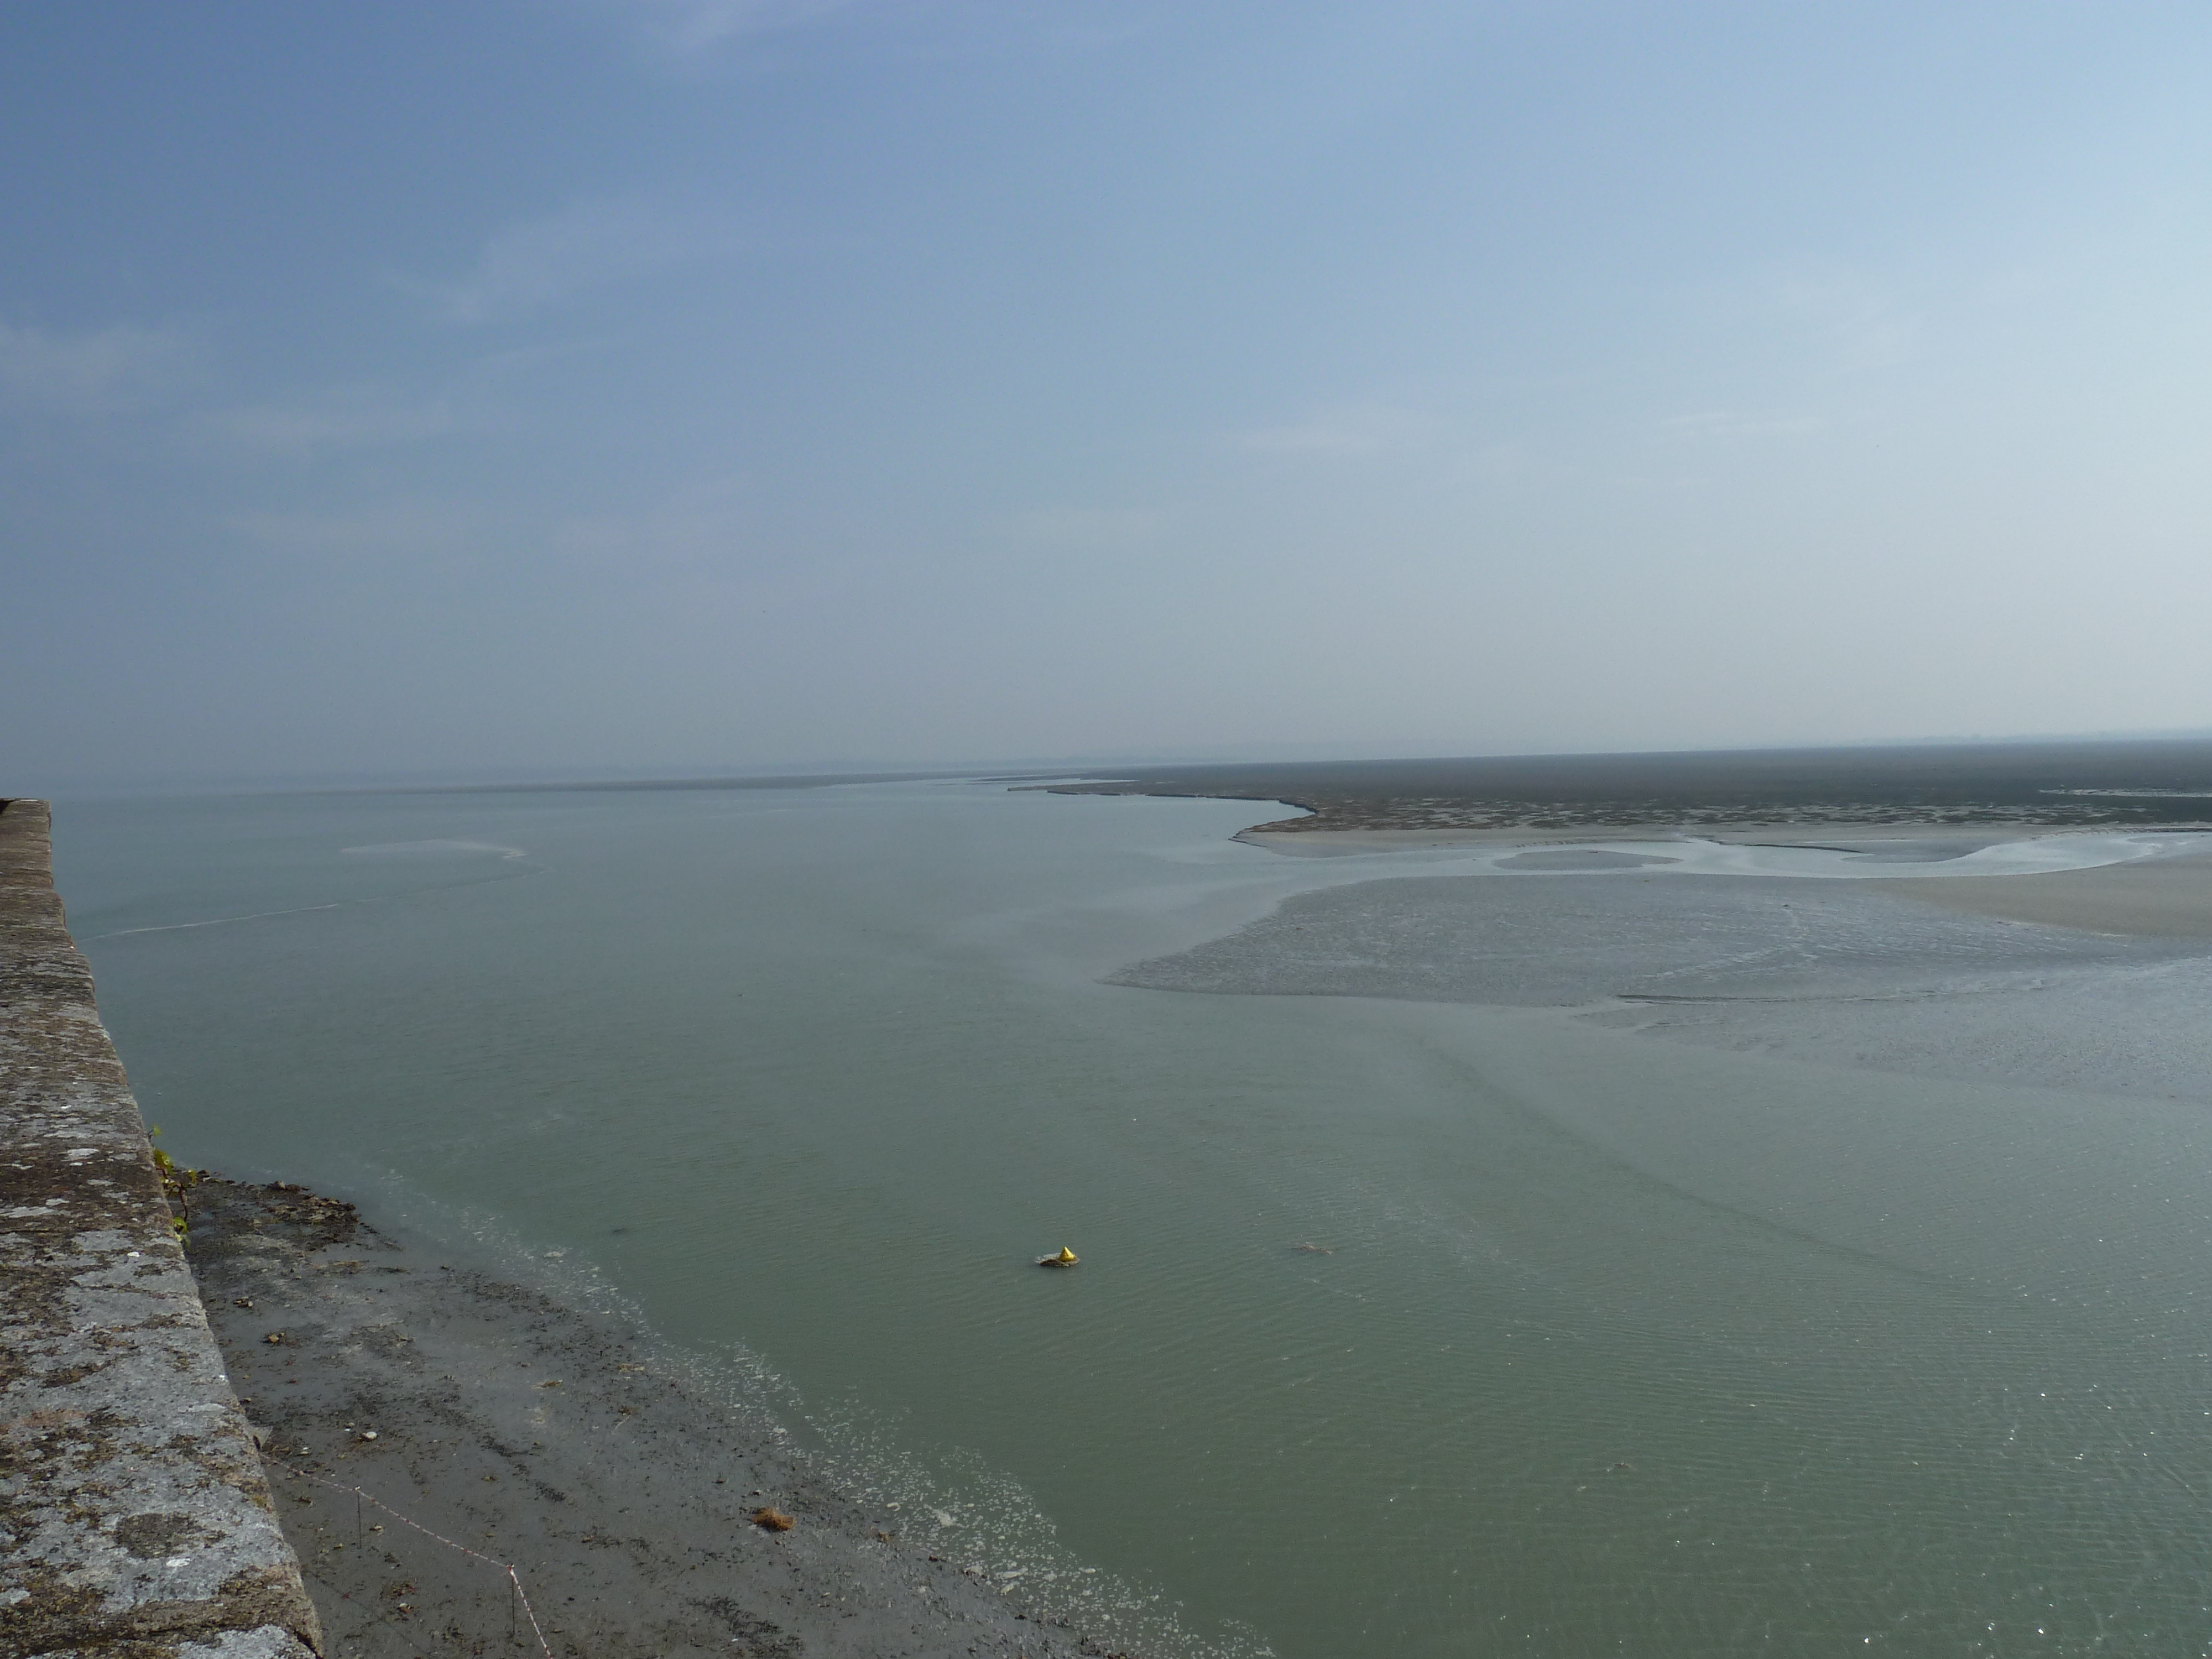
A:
[1036,1245,1079,1267]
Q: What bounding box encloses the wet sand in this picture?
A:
[1865,848,2212,936]
[182,1178,1131,1659]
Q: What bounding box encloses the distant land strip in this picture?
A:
[1029,739,2212,834]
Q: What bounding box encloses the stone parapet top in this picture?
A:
[1,799,320,1659]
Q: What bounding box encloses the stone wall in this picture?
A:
[1,799,320,1659]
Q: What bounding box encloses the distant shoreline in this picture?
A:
[1036,738,2212,841]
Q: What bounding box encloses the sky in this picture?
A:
[6,1,2212,787]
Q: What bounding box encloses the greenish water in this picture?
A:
[55,782,2212,1657]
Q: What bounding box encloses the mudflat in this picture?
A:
[182,1177,1128,1659]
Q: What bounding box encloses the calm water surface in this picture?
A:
[55,782,2212,1657]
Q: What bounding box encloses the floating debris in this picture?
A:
[752,1506,796,1531]
[1035,1246,1079,1268]
[1292,1243,1334,1254]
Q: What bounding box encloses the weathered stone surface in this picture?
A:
[1,800,321,1659]
[34,1629,316,1659]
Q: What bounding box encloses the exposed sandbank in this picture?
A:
[1229,822,2145,856]
[1863,849,2212,937]
[1108,846,2212,1108]
[1234,822,2212,940]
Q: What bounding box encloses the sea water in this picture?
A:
[53,780,2212,1656]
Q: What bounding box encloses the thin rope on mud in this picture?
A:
[264,1454,555,1657]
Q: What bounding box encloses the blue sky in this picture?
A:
[6,2,2211,785]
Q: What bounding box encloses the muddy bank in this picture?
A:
[182,1177,1132,1659]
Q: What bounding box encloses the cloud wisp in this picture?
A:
[194,387,475,460]
[399,197,757,325]
[0,320,200,416]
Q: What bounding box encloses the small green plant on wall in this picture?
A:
[148,1126,204,1238]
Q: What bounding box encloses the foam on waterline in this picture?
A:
[340,838,530,859]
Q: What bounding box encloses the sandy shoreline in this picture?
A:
[182,1178,1135,1659]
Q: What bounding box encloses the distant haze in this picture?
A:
[7,3,2212,789]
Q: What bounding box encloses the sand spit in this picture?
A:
[181,1178,1131,1659]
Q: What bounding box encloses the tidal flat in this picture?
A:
[1113,830,2212,1105]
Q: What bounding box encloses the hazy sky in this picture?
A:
[7,2,2211,786]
